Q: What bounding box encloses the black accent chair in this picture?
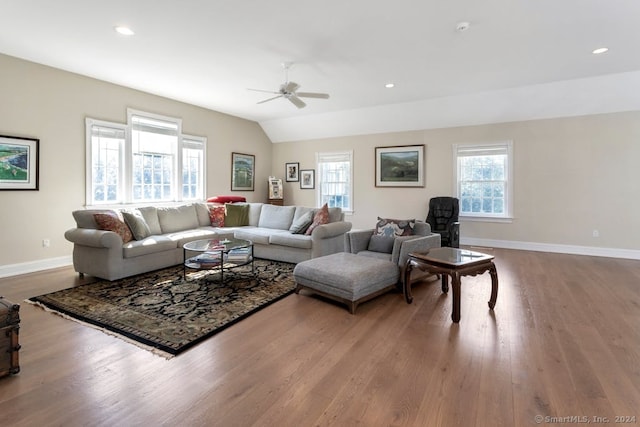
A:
[426,197,460,248]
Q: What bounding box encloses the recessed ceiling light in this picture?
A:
[592,47,608,55]
[456,21,470,32]
[385,83,395,88]
[114,26,135,36]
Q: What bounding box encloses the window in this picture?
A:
[316,151,353,212]
[86,109,206,206]
[453,141,513,219]
[86,121,126,204]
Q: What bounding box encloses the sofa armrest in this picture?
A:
[311,221,353,241]
[345,229,374,254]
[64,228,123,249]
[391,233,441,266]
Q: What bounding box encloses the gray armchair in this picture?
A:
[345,221,441,285]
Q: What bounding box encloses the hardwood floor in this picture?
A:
[0,248,639,426]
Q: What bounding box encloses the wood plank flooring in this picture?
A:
[0,248,639,426]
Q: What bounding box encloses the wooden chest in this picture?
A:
[0,296,20,377]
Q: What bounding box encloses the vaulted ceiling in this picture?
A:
[2,0,640,142]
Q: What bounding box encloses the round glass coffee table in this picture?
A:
[183,237,254,282]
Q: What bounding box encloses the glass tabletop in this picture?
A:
[183,238,252,253]
[410,247,493,267]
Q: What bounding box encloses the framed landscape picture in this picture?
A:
[375,144,425,187]
[0,135,39,190]
[300,169,315,189]
[231,152,255,191]
[285,162,299,182]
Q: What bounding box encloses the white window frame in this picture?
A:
[85,119,127,205]
[316,150,354,213]
[453,141,513,222]
[85,110,206,207]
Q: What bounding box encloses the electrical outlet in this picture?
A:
[42,239,50,247]
[592,230,599,238]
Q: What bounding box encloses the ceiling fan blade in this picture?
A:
[248,88,280,94]
[296,92,330,99]
[288,95,306,109]
[283,81,300,93]
[257,95,284,104]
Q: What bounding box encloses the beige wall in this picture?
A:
[273,112,640,251]
[2,52,639,272]
[0,54,272,268]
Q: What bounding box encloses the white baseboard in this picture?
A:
[461,237,640,260]
[0,256,73,279]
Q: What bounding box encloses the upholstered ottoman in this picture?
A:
[293,252,400,314]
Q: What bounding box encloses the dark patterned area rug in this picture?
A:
[28,259,296,357]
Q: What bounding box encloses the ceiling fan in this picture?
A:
[249,62,329,109]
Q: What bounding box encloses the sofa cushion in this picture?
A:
[122,235,177,258]
[289,210,314,234]
[193,202,212,227]
[234,227,289,245]
[258,205,296,230]
[157,204,200,233]
[165,228,220,247]
[367,235,395,254]
[122,209,151,240]
[375,217,415,237]
[328,207,343,223]
[306,203,329,235]
[73,209,114,229]
[138,207,161,235]
[225,203,250,226]
[94,212,133,243]
[269,233,313,249]
[247,203,263,226]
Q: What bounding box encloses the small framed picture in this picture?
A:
[300,169,315,189]
[285,162,299,182]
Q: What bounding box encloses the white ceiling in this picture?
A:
[2,0,640,142]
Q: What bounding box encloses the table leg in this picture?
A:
[488,262,498,310]
[403,259,414,304]
[441,274,449,294]
[451,272,461,323]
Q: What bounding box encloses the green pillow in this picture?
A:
[289,210,314,234]
[122,209,151,240]
[224,203,249,226]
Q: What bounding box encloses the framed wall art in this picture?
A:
[231,152,255,191]
[375,144,425,187]
[285,162,299,182]
[0,135,39,191]
[300,169,315,189]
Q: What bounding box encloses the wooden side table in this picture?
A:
[403,247,498,323]
[267,198,284,206]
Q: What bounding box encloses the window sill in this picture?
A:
[460,215,513,224]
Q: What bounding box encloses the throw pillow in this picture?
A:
[122,209,151,240]
[289,210,314,234]
[375,217,415,237]
[367,235,395,254]
[305,203,330,235]
[208,205,226,227]
[206,195,247,204]
[224,203,249,227]
[94,212,133,243]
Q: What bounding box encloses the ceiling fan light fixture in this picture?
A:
[114,26,135,36]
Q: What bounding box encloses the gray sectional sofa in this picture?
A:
[64,202,352,281]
